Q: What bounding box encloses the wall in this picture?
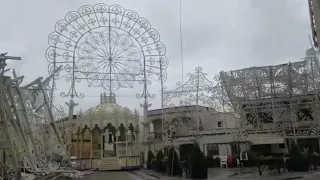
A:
[152,120,162,133]
[199,134,232,157]
[117,144,138,156]
[218,144,232,157]
[144,108,243,161]
[149,112,240,137]
[270,144,286,154]
[201,112,239,130]
[248,133,284,145]
[145,140,163,154]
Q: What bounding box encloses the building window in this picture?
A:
[217,121,223,128]
[206,144,219,156]
[258,112,273,123]
[297,108,313,121]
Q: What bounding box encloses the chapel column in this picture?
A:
[80,133,83,158]
[131,132,134,156]
[125,130,128,156]
[66,100,78,158]
[135,131,139,156]
[100,130,104,159]
[142,122,150,166]
[77,133,80,158]
[90,131,93,159]
[115,131,119,157]
[67,128,72,158]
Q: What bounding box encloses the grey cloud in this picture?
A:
[0,0,313,112]
[250,0,310,64]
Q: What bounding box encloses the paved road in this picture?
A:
[80,169,239,180]
[82,171,132,180]
[80,169,320,180]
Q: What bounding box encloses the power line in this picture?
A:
[179,0,184,86]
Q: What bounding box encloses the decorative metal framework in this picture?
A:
[162,67,222,144]
[164,67,216,107]
[44,4,169,172]
[45,5,168,155]
[45,3,168,102]
[0,55,90,180]
[161,67,245,147]
[65,96,141,159]
[220,48,320,138]
[160,48,320,151]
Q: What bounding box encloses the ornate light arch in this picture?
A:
[46,4,169,98]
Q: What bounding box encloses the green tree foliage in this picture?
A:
[155,150,165,172]
[288,142,309,172]
[246,151,259,167]
[166,147,181,176]
[189,143,208,179]
[147,151,155,169]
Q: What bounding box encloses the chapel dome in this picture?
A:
[79,92,139,122]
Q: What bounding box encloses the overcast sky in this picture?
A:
[0,0,312,115]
